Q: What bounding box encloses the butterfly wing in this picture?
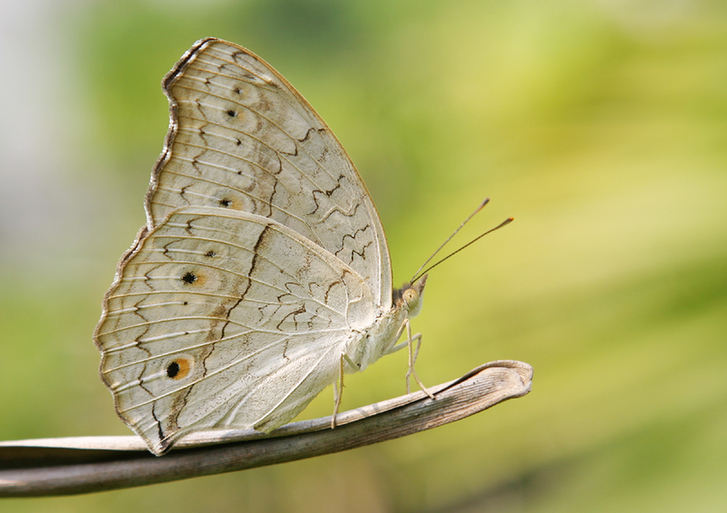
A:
[95,206,376,455]
[146,37,392,308]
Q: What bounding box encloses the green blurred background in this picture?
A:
[1,0,725,511]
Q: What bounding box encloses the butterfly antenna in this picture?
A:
[410,216,514,283]
[409,198,491,283]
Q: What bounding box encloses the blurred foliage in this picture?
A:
[1,0,726,511]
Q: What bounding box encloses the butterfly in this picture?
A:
[94,38,434,456]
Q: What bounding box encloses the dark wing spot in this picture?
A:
[166,358,193,380]
[219,198,231,207]
[181,271,197,284]
[227,109,237,117]
[166,361,180,378]
[205,250,216,258]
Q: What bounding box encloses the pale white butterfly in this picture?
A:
[94,38,509,456]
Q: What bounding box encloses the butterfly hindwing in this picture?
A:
[95,206,377,455]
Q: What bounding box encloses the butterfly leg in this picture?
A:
[404,319,435,399]
[404,333,422,393]
[331,354,346,429]
[384,321,414,354]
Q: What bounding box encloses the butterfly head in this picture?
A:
[396,274,428,317]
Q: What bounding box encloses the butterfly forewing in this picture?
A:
[96,206,376,455]
[147,38,392,307]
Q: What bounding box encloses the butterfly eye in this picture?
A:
[166,357,193,380]
[402,288,418,306]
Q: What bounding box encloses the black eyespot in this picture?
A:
[234,87,241,95]
[219,198,231,207]
[166,361,180,378]
[181,271,197,284]
[227,109,236,117]
[205,250,216,258]
[182,301,188,305]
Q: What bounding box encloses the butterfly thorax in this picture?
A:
[345,274,428,372]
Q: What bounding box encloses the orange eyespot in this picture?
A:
[166,357,193,380]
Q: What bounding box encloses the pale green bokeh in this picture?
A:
[1,1,725,511]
